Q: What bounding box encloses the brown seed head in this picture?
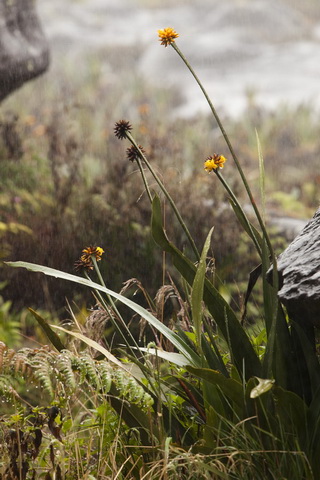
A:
[126,144,146,162]
[114,120,132,140]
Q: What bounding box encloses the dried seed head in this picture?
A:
[114,120,132,140]
[126,144,146,162]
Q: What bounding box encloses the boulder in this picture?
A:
[0,0,49,102]
[268,207,320,328]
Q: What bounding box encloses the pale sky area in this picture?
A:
[38,0,320,117]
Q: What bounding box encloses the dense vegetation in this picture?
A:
[1,27,320,479]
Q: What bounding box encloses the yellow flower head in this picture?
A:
[74,246,105,271]
[81,246,104,262]
[204,154,227,172]
[158,28,179,47]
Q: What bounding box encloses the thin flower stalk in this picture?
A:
[170,42,275,263]
[82,269,128,356]
[126,131,200,261]
[136,157,153,203]
[215,170,262,257]
[89,256,143,354]
[126,144,153,202]
[80,253,142,361]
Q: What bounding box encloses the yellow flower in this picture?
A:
[204,154,227,172]
[158,28,179,47]
[81,246,104,262]
[74,246,105,271]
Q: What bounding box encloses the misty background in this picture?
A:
[37,0,320,117]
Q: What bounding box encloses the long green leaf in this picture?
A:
[273,386,308,438]
[300,384,320,477]
[241,263,262,323]
[228,198,263,251]
[201,330,228,376]
[261,237,278,378]
[151,195,261,380]
[108,384,159,445]
[6,260,201,367]
[191,227,214,350]
[261,237,294,390]
[292,322,320,397]
[263,306,295,391]
[52,325,127,369]
[187,366,244,410]
[136,348,191,367]
[256,129,266,221]
[28,308,66,352]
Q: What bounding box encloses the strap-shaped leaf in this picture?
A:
[6,260,201,367]
[28,308,66,352]
[228,197,263,251]
[151,195,261,380]
[187,366,244,410]
[191,227,214,350]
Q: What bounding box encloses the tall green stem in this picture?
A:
[136,157,153,203]
[215,170,262,257]
[86,259,142,355]
[126,131,200,261]
[171,43,275,264]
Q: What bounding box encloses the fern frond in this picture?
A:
[112,368,153,408]
[78,353,101,390]
[96,361,112,394]
[0,342,16,373]
[0,374,17,397]
[0,342,153,408]
[28,349,56,398]
[56,350,76,390]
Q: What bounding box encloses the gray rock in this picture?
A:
[0,0,50,102]
[268,207,320,327]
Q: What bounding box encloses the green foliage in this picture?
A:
[2,20,320,480]
[151,194,261,379]
[0,343,153,410]
[0,284,22,348]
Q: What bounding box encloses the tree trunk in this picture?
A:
[0,0,49,102]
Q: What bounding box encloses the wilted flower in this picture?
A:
[81,246,104,262]
[204,154,227,172]
[114,120,132,140]
[74,246,105,271]
[158,27,179,47]
[126,144,146,162]
[74,258,94,271]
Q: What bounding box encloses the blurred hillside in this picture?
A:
[35,0,320,117]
